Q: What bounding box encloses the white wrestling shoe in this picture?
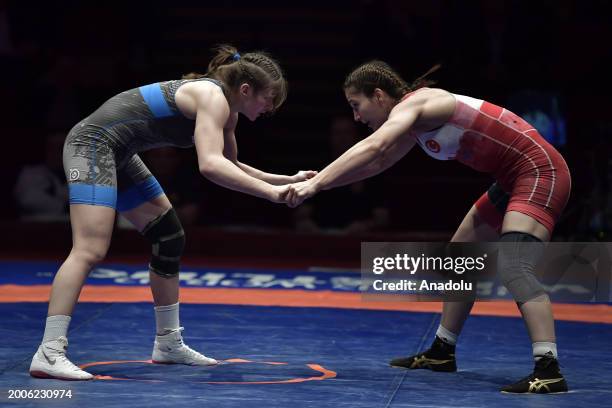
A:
[152,328,218,366]
[29,337,94,380]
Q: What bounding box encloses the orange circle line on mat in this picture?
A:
[81,358,337,384]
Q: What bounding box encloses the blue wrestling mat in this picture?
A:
[1,261,611,407]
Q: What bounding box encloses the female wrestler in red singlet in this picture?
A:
[286,61,571,394]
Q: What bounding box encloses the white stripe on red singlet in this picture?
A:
[521,128,556,207]
[458,96,556,208]
[458,127,543,205]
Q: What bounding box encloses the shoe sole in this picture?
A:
[390,364,457,372]
[500,390,569,394]
[30,370,93,381]
[152,360,218,366]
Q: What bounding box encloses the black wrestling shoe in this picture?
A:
[501,354,568,394]
[390,336,457,372]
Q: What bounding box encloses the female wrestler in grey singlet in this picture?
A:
[30,45,316,381]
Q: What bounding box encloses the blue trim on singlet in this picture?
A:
[69,183,117,209]
[116,176,165,212]
[139,83,174,118]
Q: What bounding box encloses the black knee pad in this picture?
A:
[142,208,185,278]
[498,232,546,303]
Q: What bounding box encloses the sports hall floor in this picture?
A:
[1,259,611,407]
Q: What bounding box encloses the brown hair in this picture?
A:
[183,44,287,112]
[343,60,440,100]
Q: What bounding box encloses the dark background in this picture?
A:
[1,0,610,261]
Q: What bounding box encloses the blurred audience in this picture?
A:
[4,2,610,239]
[293,116,390,235]
[13,131,69,221]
